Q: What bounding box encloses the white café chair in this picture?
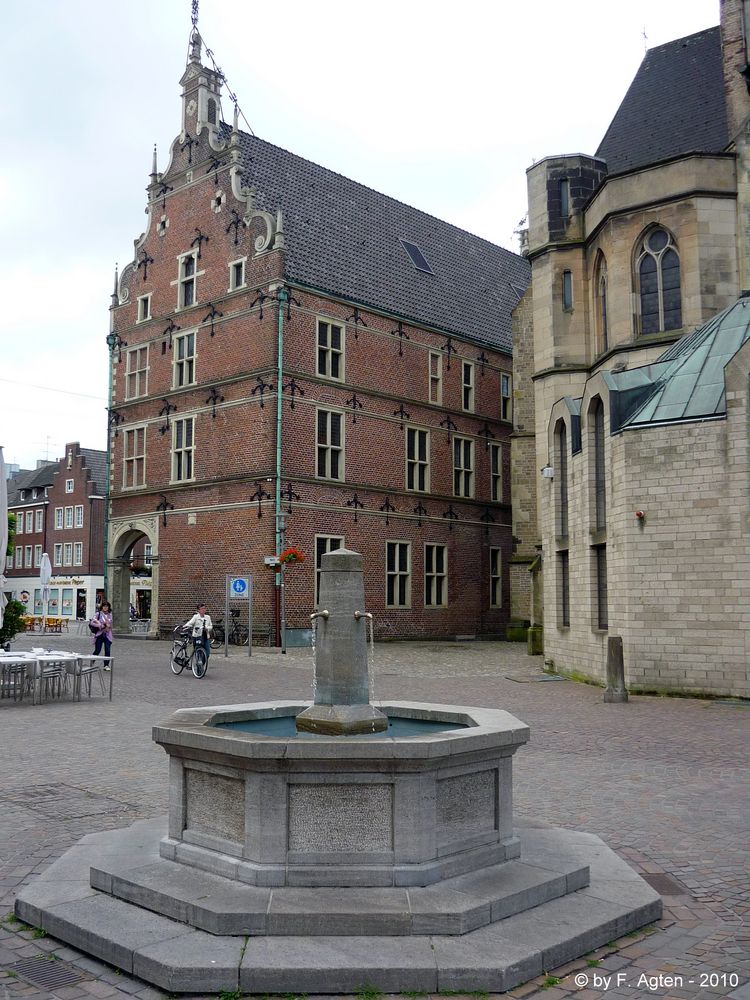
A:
[76,655,113,701]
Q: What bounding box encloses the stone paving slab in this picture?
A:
[1,636,749,998]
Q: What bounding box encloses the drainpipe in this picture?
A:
[274,286,288,650]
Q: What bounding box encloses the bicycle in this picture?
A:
[210,609,249,646]
[170,628,209,678]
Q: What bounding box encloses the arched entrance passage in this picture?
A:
[109,517,160,635]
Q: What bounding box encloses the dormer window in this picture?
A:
[65,479,74,493]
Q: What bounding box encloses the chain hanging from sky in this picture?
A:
[190,0,256,137]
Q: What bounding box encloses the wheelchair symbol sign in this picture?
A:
[230,577,248,595]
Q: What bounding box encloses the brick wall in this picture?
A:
[109,110,516,640]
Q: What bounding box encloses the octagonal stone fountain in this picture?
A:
[16,550,661,994]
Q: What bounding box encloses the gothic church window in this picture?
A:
[594,253,608,353]
[636,227,682,335]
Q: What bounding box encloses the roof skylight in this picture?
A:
[400,239,434,275]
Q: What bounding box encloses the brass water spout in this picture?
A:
[353,611,373,621]
[310,610,329,621]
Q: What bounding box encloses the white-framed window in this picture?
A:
[453,436,474,498]
[172,416,195,482]
[25,511,33,533]
[125,346,149,399]
[425,543,447,608]
[315,535,344,605]
[123,427,147,488]
[25,545,32,567]
[137,293,152,322]
[174,331,196,387]
[15,513,22,535]
[462,361,475,412]
[14,547,22,568]
[316,318,344,381]
[54,507,63,530]
[316,409,344,480]
[177,250,199,309]
[63,542,73,567]
[35,509,43,532]
[429,351,442,404]
[386,541,411,608]
[490,443,502,502]
[144,543,153,567]
[74,542,83,566]
[406,427,430,492]
[74,505,84,528]
[228,257,246,291]
[6,555,12,571]
[65,479,74,493]
[501,373,512,423]
[53,543,62,566]
[64,506,74,529]
[34,545,42,568]
[490,547,502,608]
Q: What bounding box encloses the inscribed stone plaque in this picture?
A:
[185,769,244,843]
[437,770,496,845]
[288,783,392,852]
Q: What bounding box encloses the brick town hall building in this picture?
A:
[107,32,529,640]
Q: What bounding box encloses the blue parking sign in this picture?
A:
[231,577,248,595]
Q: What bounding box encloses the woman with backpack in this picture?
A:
[90,601,114,662]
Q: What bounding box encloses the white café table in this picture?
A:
[0,650,79,704]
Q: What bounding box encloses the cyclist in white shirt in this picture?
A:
[183,603,213,660]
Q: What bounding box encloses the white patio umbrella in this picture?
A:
[0,447,8,630]
[40,551,52,624]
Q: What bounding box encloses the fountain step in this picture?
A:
[14,818,661,994]
[89,847,589,937]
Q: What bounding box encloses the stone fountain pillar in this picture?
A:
[296,548,388,735]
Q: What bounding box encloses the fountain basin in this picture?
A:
[152,700,529,887]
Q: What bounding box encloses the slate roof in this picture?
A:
[231,129,530,353]
[615,297,750,428]
[80,448,107,495]
[596,26,728,175]
[7,465,55,506]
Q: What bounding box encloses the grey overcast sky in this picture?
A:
[1,0,718,472]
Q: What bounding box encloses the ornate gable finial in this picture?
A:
[111,263,119,307]
[274,208,285,251]
[151,144,158,179]
[189,28,202,64]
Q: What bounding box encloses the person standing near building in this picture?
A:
[91,600,113,662]
[183,603,213,660]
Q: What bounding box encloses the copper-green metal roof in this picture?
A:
[620,297,750,428]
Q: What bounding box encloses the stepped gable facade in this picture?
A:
[108,31,529,641]
[6,443,106,621]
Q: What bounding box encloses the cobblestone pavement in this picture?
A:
[0,634,748,1000]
